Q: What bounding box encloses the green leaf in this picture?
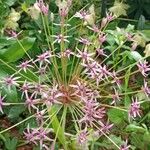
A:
[4,137,18,150]
[143,131,150,142]
[106,34,116,46]
[126,24,135,32]
[0,37,36,62]
[2,86,18,103]
[4,0,17,6]
[49,105,68,149]
[141,30,150,40]
[129,51,142,61]
[0,37,16,49]
[126,124,146,133]
[8,105,25,119]
[108,108,125,124]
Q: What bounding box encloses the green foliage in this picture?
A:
[0,37,36,62]
[4,137,18,150]
[108,108,125,124]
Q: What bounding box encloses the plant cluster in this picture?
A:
[0,0,150,150]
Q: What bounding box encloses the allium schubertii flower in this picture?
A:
[0,0,150,149]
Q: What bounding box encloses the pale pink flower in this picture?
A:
[96,48,107,57]
[137,60,150,77]
[35,51,52,67]
[74,10,89,20]
[80,99,99,126]
[58,49,74,58]
[36,0,49,15]
[52,34,70,43]
[126,33,133,41]
[120,140,130,150]
[37,65,48,75]
[106,12,115,22]
[25,93,37,113]
[34,128,51,149]
[142,80,150,98]
[98,65,111,79]
[24,124,37,145]
[20,80,32,98]
[111,71,121,88]
[129,97,141,119]
[82,60,98,76]
[70,80,89,98]
[36,109,46,125]
[77,37,91,45]
[17,60,33,72]
[93,107,106,119]
[3,75,20,90]
[42,85,63,106]
[77,128,88,145]
[99,33,107,44]
[111,88,121,105]
[6,30,18,38]
[99,121,114,134]
[87,24,99,33]
[76,48,94,62]
[59,7,69,17]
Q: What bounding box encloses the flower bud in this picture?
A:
[50,12,54,22]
